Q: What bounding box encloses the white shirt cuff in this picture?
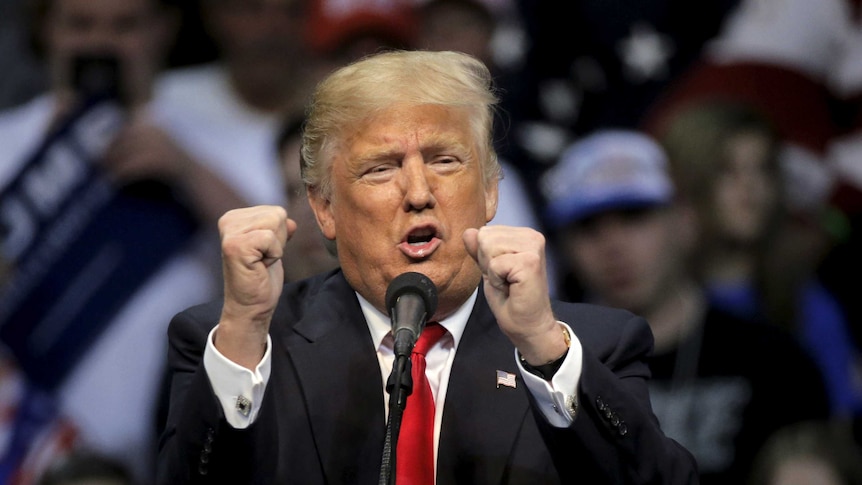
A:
[516,322,582,427]
[203,325,272,428]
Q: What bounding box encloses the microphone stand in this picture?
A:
[378,337,415,485]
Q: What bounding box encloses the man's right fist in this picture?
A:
[215,205,296,369]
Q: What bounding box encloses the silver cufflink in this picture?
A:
[565,394,578,418]
[236,395,252,417]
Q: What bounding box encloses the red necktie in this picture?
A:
[396,322,447,485]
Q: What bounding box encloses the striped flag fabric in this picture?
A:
[496,370,517,389]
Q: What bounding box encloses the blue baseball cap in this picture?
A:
[541,130,674,228]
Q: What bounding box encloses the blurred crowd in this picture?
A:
[0,0,860,483]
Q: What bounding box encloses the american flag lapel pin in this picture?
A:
[496,369,517,389]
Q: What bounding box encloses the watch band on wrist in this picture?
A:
[519,324,571,380]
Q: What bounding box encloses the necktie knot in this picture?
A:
[412,322,446,356]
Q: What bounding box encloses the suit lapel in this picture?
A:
[437,290,532,484]
[277,273,387,483]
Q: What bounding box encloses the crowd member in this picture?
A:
[415,0,526,91]
[640,0,862,343]
[541,129,830,484]
[643,0,862,219]
[158,50,697,483]
[154,0,313,210]
[0,0,249,481]
[657,101,862,418]
[417,0,498,65]
[747,419,862,485]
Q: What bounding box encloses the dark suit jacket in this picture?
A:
[158,270,697,484]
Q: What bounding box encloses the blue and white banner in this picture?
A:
[0,97,198,391]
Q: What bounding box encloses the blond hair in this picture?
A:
[300,50,502,198]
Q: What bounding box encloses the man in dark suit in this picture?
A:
[157,50,698,484]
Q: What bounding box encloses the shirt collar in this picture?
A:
[358,288,478,351]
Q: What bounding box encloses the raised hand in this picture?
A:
[216,205,296,369]
[462,225,568,366]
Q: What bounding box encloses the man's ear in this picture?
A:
[484,178,499,223]
[307,187,336,240]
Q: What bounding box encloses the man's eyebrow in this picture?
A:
[355,148,404,163]
[422,134,472,155]
[354,131,470,160]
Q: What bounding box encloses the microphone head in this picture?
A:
[385,271,438,320]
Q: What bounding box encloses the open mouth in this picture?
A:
[407,228,436,246]
[399,225,441,258]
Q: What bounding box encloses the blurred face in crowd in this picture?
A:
[280,133,339,282]
[562,206,689,316]
[308,103,499,317]
[204,0,307,107]
[419,1,494,65]
[42,0,172,106]
[713,130,779,247]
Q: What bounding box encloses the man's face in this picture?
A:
[44,0,168,104]
[309,103,498,318]
[563,207,683,315]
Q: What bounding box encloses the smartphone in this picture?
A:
[71,54,123,103]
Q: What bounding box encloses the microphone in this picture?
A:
[386,272,438,357]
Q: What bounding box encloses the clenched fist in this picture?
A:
[216,205,296,369]
[462,225,567,366]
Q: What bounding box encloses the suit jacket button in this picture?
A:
[609,413,620,427]
[596,396,607,412]
[618,422,628,436]
[198,464,209,476]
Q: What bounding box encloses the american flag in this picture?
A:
[496,370,516,389]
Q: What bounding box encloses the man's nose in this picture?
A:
[400,158,435,210]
